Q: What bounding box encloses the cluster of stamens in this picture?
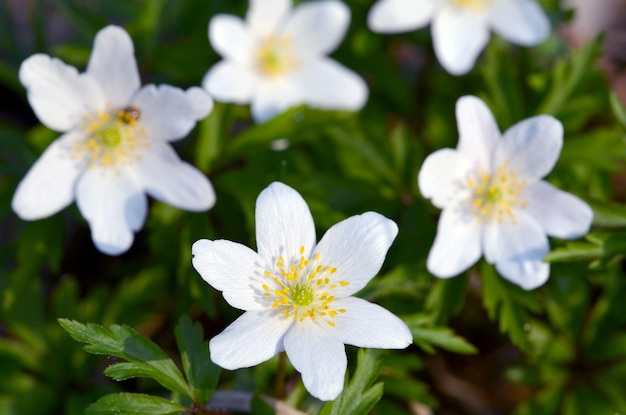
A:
[256,36,299,77]
[262,246,348,327]
[466,161,527,224]
[451,0,490,12]
[72,105,148,170]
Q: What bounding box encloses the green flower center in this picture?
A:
[256,36,298,77]
[261,246,349,327]
[467,161,527,224]
[98,126,123,148]
[73,107,147,169]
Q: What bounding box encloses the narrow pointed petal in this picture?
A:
[489,0,550,46]
[76,167,146,256]
[332,297,412,348]
[427,208,482,278]
[135,142,215,212]
[255,182,316,265]
[202,61,256,104]
[209,15,254,63]
[524,181,593,239]
[284,321,347,401]
[283,0,349,55]
[495,115,563,182]
[456,95,501,170]
[133,85,213,141]
[19,54,105,132]
[86,25,140,108]
[496,259,550,290]
[483,211,549,265]
[247,0,291,36]
[192,239,268,310]
[210,310,292,369]
[367,0,436,33]
[296,58,368,111]
[313,212,398,297]
[250,78,303,122]
[432,8,490,75]
[12,131,86,220]
[418,148,471,209]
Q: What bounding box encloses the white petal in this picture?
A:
[483,211,549,265]
[418,148,471,209]
[132,85,213,142]
[283,320,346,401]
[209,15,254,63]
[202,60,257,105]
[367,0,436,33]
[255,182,316,266]
[332,297,412,348]
[76,166,146,256]
[86,25,141,108]
[283,0,350,55]
[19,54,105,132]
[247,0,292,37]
[495,259,550,290]
[524,181,593,239]
[192,239,268,311]
[296,58,368,111]
[12,131,86,220]
[427,208,482,278]
[456,95,501,170]
[135,142,215,211]
[250,77,304,122]
[489,0,550,46]
[313,212,398,297]
[495,115,563,182]
[210,310,292,369]
[432,8,490,75]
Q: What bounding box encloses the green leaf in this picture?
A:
[586,198,626,228]
[58,319,190,397]
[174,315,221,405]
[610,91,626,127]
[85,393,187,415]
[405,314,477,354]
[481,265,538,350]
[320,349,383,415]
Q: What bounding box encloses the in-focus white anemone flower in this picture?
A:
[202,0,368,122]
[12,25,215,256]
[367,0,550,75]
[192,182,411,400]
[418,96,593,290]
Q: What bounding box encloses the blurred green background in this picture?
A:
[2,0,626,414]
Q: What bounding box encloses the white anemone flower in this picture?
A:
[192,182,411,401]
[367,0,550,75]
[12,25,215,256]
[418,96,593,290]
[202,0,369,122]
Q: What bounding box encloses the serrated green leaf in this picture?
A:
[174,315,220,405]
[85,393,187,415]
[405,314,477,354]
[320,349,383,415]
[58,319,190,397]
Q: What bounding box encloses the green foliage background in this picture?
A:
[1,0,626,414]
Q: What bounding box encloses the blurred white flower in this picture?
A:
[192,182,411,400]
[13,25,215,256]
[367,0,550,75]
[203,0,368,122]
[418,96,593,289]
